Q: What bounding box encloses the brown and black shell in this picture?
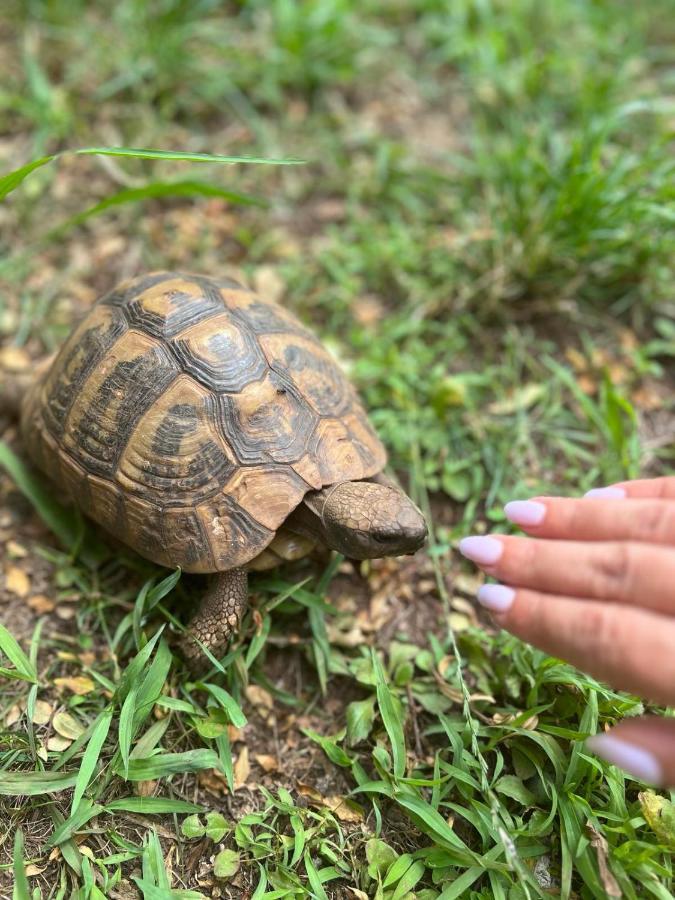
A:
[21,272,387,572]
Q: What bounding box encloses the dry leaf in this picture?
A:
[0,346,31,371]
[5,704,22,727]
[31,700,54,725]
[323,795,364,823]
[5,566,30,597]
[449,612,471,632]
[47,735,72,751]
[79,846,95,860]
[198,768,229,794]
[79,651,96,667]
[55,606,76,620]
[245,685,274,710]
[586,823,622,898]
[6,541,27,558]
[348,890,369,900]
[54,676,95,696]
[53,711,85,740]
[228,724,244,743]
[255,754,278,772]
[297,784,364,823]
[253,266,285,304]
[234,746,250,789]
[37,743,49,762]
[28,595,56,613]
[136,780,157,797]
[24,864,45,876]
[297,782,323,803]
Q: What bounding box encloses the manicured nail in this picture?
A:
[477,583,515,612]
[458,536,503,566]
[586,735,663,785]
[584,487,626,499]
[504,500,546,527]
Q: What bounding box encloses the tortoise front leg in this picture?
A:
[180,568,248,671]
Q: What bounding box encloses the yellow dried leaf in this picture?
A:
[37,743,48,762]
[47,735,72,751]
[136,780,157,797]
[234,746,250,789]
[24,864,45,876]
[297,784,363,823]
[228,725,244,743]
[253,266,285,304]
[55,605,76,620]
[5,565,30,597]
[6,541,27,558]
[27,595,56,613]
[323,795,364,823]
[255,754,278,772]
[0,346,31,371]
[448,612,471,632]
[53,711,85,740]
[79,845,94,860]
[54,676,95,696]
[31,700,54,725]
[244,685,274,710]
[5,704,22,727]
[297,782,323,803]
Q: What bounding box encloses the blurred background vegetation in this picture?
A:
[1,1,675,897]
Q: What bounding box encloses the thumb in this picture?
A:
[587,716,675,787]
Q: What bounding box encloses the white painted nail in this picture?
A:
[586,735,663,784]
[584,487,627,499]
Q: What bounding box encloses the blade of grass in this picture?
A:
[0,770,78,796]
[71,707,113,813]
[0,623,37,683]
[0,146,303,202]
[0,442,79,551]
[12,829,30,900]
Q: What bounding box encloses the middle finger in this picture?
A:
[459,535,675,615]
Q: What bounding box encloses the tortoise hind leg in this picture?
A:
[180,568,248,672]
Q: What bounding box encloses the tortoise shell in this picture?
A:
[21,272,387,573]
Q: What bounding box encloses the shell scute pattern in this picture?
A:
[25,272,387,573]
[170,311,267,392]
[117,375,236,506]
[215,370,318,465]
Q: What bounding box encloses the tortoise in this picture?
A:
[4,272,427,668]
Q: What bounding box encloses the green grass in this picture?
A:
[1,0,675,897]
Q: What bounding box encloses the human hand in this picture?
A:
[458,476,675,787]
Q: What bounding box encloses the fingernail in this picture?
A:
[477,583,515,612]
[584,487,626,499]
[586,734,663,785]
[504,500,546,527]
[458,536,503,566]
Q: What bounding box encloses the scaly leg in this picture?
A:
[180,568,248,672]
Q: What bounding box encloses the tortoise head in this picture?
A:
[302,479,428,560]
